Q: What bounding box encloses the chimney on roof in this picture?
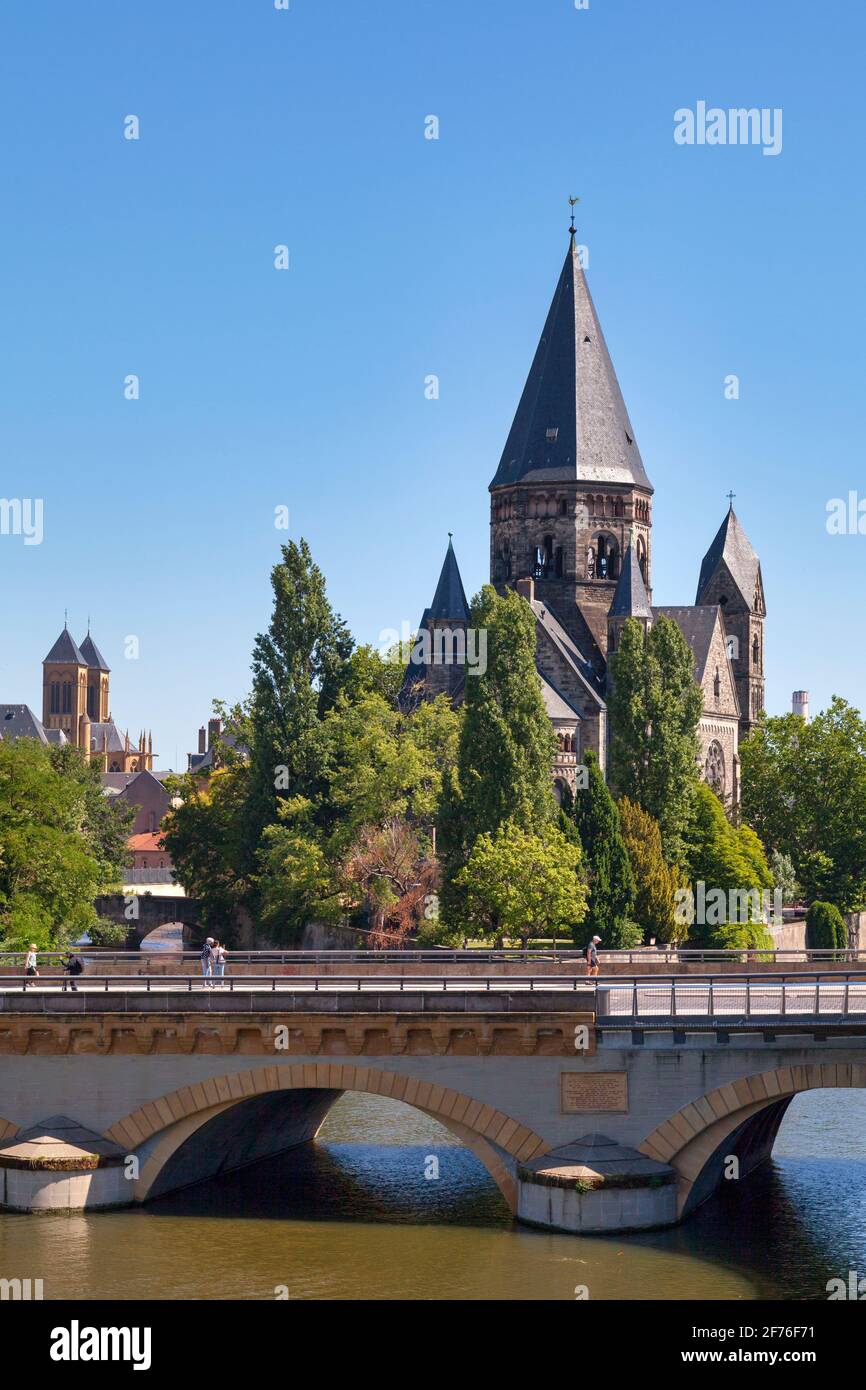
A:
[208,717,221,750]
[198,726,206,755]
[792,690,810,722]
[514,577,535,601]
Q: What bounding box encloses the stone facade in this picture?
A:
[411,232,765,806]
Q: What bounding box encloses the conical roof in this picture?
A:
[696,507,760,607]
[43,627,86,665]
[491,235,652,492]
[428,537,471,622]
[609,542,652,619]
[80,632,110,671]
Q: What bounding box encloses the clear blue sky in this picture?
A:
[2,0,864,768]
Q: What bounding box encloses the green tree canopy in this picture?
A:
[682,782,774,945]
[618,795,689,943]
[437,585,557,926]
[0,739,129,950]
[453,821,588,947]
[562,753,634,946]
[607,615,703,865]
[740,697,866,910]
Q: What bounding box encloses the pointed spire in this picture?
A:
[609,542,652,620]
[491,233,652,491]
[696,506,760,607]
[43,627,86,665]
[428,535,471,623]
[79,632,110,672]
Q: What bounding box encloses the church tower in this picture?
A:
[80,630,110,723]
[696,504,766,742]
[42,626,88,750]
[607,538,653,668]
[399,536,471,708]
[489,226,653,672]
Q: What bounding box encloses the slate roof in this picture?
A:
[88,722,127,754]
[43,627,86,665]
[696,507,761,607]
[538,669,582,722]
[79,632,110,671]
[609,542,652,619]
[0,704,50,745]
[490,235,653,492]
[528,597,606,708]
[428,538,471,622]
[652,605,722,685]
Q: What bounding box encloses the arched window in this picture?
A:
[49,682,60,714]
[614,497,624,517]
[559,498,568,517]
[713,667,721,699]
[554,546,564,578]
[752,635,760,669]
[62,682,72,714]
[636,535,647,584]
[705,740,726,797]
[592,533,619,580]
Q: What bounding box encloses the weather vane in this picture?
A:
[568,195,579,236]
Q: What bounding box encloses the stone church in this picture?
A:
[403,229,766,807]
[40,625,155,772]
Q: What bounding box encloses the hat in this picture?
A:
[592,936,601,943]
[206,937,214,944]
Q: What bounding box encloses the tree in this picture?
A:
[247,538,353,844]
[805,900,848,952]
[453,822,588,947]
[162,761,254,940]
[321,689,459,851]
[255,798,344,945]
[343,819,439,948]
[740,698,866,910]
[618,796,689,943]
[562,754,634,946]
[48,742,133,887]
[438,585,557,924]
[769,850,801,907]
[682,783,774,946]
[607,615,702,864]
[0,739,114,949]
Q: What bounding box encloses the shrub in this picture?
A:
[805,901,848,951]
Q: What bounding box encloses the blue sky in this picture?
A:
[2,0,864,768]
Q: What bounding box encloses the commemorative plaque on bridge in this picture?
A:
[560,1071,629,1113]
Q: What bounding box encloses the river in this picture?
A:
[1,1088,864,1300]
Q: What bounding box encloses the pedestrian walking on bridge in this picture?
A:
[200,937,215,987]
[23,944,39,989]
[213,940,226,986]
[584,935,601,977]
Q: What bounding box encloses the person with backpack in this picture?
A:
[200,937,215,987]
[584,935,601,977]
[62,951,85,992]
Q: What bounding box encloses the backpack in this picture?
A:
[67,955,84,975]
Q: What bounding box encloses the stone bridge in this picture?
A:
[94,893,204,948]
[1,975,865,1233]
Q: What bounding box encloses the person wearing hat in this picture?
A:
[200,936,215,987]
[584,936,601,977]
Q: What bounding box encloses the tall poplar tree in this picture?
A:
[562,753,634,946]
[438,584,557,924]
[607,614,702,865]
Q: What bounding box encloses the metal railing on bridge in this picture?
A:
[1,947,862,967]
[2,969,866,1027]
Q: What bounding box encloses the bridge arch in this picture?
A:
[105,1063,549,1212]
[639,1062,866,1217]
